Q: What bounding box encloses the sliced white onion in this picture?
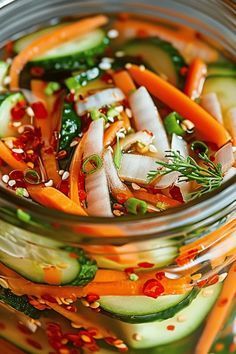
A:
[83,118,104,159]
[214,142,234,174]
[171,133,191,201]
[223,167,236,183]
[76,88,125,115]
[103,149,131,197]
[83,119,113,217]
[225,107,236,145]
[120,130,153,151]
[119,153,158,184]
[129,86,170,158]
[200,92,223,124]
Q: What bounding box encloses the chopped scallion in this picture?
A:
[125,197,148,215]
[164,112,185,136]
[82,154,103,175]
[24,170,41,184]
[113,137,122,170]
[17,209,31,223]
[191,140,209,156]
[45,81,61,96]
[90,109,107,122]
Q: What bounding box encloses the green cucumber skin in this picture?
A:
[65,67,101,91]
[122,37,186,87]
[99,288,199,324]
[59,103,82,151]
[207,62,236,76]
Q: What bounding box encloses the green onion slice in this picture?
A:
[191,140,209,156]
[24,169,41,184]
[164,112,185,136]
[82,154,103,175]
[113,137,122,170]
[45,81,61,96]
[125,197,148,215]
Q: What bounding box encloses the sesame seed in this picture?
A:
[113,209,124,217]
[2,174,9,184]
[115,343,128,350]
[165,272,180,279]
[0,278,9,289]
[101,57,114,63]
[131,183,140,190]
[17,126,25,134]
[65,298,73,304]
[115,51,125,58]
[81,299,90,307]
[125,63,132,69]
[125,108,132,118]
[218,272,228,282]
[71,322,82,328]
[12,148,24,154]
[191,273,202,281]
[115,105,124,113]
[44,179,53,187]
[3,76,11,85]
[26,106,35,117]
[139,65,146,71]
[149,144,157,152]
[27,162,34,169]
[6,58,12,64]
[90,301,100,309]
[78,132,83,138]
[116,132,125,139]
[8,179,16,187]
[62,171,70,180]
[181,119,195,133]
[12,121,22,128]
[55,297,62,305]
[177,315,187,323]
[107,29,119,39]
[104,123,110,129]
[132,333,142,341]
[202,288,214,297]
[59,170,64,176]
[70,139,79,147]
[99,61,112,70]
[3,139,14,149]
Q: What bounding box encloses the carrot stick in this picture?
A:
[104,120,124,147]
[120,110,131,131]
[40,147,61,186]
[133,190,182,208]
[128,65,230,147]
[113,19,219,63]
[184,58,207,100]
[195,262,236,354]
[0,140,28,171]
[69,134,87,209]
[10,15,108,89]
[27,185,87,216]
[112,70,136,97]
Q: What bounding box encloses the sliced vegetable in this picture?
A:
[112,70,136,96]
[200,92,223,124]
[59,103,82,151]
[125,197,148,215]
[207,62,236,76]
[123,38,186,86]
[190,140,209,156]
[65,67,101,91]
[184,58,207,100]
[0,140,28,171]
[0,61,9,87]
[82,154,103,175]
[225,107,236,145]
[10,15,108,88]
[75,87,125,115]
[128,65,230,147]
[214,142,234,174]
[119,130,153,152]
[164,112,185,136]
[104,120,124,147]
[113,137,122,170]
[129,86,170,158]
[132,190,181,209]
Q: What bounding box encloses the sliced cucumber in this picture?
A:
[14,27,109,72]
[0,230,97,285]
[202,75,236,114]
[0,92,25,138]
[65,67,101,91]
[118,283,222,348]
[59,103,82,151]
[123,38,186,86]
[207,62,236,77]
[0,61,9,87]
[99,288,199,323]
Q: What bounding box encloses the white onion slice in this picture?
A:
[103,149,131,196]
[83,119,113,217]
[223,167,236,183]
[76,88,125,115]
[171,133,190,201]
[225,107,236,145]
[200,92,223,124]
[120,130,153,151]
[119,154,158,184]
[214,142,234,174]
[129,86,169,158]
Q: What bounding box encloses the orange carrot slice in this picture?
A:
[120,110,131,131]
[184,58,207,100]
[133,190,182,208]
[113,70,136,96]
[40,147,61,186]
[104,120,124,147]
[128,65,230,147]
[0,140,28,171]
[196,262,236,354]
[27,185,87,216]
[10,15,108,89]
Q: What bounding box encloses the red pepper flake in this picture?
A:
[138,262,154,269]
[41,294,57,303]
[65,92,75,103]
[180,66,188,76]
[11,101,26,121]
[101,72,113,84]
[86,293,100,304]
[155,271,165,280]
[166,325,175,331]
[5,41,14,57]
[215,343,224,352]
[69,252,79,259]
[210,155,215,162]
[59,180,70,196]
[116,193,128,204]
[30,66,45,77]
[176,248,199,266]
[57,150,67,160]
[26,338,42,350]
[198,274,219,288]
[9,170,24,180]
[169,186,183,203]
[31,102,48,119]
[79,189,87,201]
[143,279,165,298]
[64,304,77,312]
[124,267,136,274]
[218,298,228,307]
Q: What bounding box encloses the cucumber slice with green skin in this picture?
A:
[118,283,222,348]
[0,92,25,138]
[59,103,82,151]
[207,62,236,76]
[0,288,41,319]
[0,231,97,285]
[122,38,186,87]
[202,75,236,114]
[0,61,9,87]
[99,288,199,324]
[65,67,101,91]
[15,28,109,72]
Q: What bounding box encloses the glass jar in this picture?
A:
[0,1,235,354]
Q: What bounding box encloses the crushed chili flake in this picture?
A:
[166,325,175,331]
[116,193,128,204]
[65,92,75,103]
[143,279,165,298]
[79,189,87,201]
[9,170,24,180]
[86,293,100,304]
[57,150,68,160]
[218,298,228,307]
[30,66,45,77]
[26,338,42,350]
[41,294,57,303]
[155,271,165,280]
[124,267,136,274]
[180,66,188,76]
[138,262,154,268]
[11,102,26,121]
[169,186,183,203]
[31,102,48,119]
[198,274,219,288]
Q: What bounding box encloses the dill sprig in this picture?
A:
[147,150,223,200]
